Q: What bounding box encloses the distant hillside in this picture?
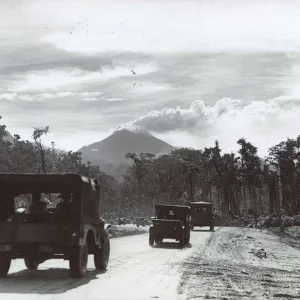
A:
[78,125,175,166]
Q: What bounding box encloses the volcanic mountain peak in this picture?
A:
[79,125,175,166]
[113,123,151,136]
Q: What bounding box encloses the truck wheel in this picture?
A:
[0,253,11,277]
[24,258,39,270]
[149,229,154,246]
[94,231,110,271]
[179,232,185,248]
[69,244,88,278]
[185,234,190,244]
[210,223,214,231]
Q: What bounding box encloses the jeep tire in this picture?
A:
[149,228,154,246]
[185,233,190,244]
[69,244,88,278]
[0,253,11,277]
[94,231,110,271]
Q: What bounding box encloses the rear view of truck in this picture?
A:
[149,204,191,248]
[0,173,110,278]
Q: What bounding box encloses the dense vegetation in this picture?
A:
[1,117,300,226]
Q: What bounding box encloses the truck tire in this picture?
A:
[69,244,88,278]
[94,231,110,271]
[149,228,154,246]
[210,223,214,231]
[179,232,185,248]
[0,253,11,277]
[185,234,190,244]
[24,258,39,270]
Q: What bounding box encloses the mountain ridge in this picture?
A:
[78,126,175,166]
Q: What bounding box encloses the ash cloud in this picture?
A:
[126,98,241,133]
[123,96,300,156]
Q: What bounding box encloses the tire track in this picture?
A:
[178,227,300,299]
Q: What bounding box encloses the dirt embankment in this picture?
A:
[107,224,148,239]
[178,227,300,299]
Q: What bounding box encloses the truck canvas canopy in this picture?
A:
[0,173,100,225]
[155,204,190,220]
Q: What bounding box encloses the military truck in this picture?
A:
[0,173,110,278]
[118,217,125,225]
[134,217,147,227]
[188,201,214,231]
[149,204,191,248]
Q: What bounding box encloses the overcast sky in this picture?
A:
[1,0,300,156]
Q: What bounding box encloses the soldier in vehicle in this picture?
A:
[55,192,72,217]
[24,192,49,215]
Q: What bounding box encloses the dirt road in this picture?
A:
[0,227,212,300]
[2,227,300,300]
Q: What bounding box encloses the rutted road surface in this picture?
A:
[0,227,212,300]
[2,227,300,299]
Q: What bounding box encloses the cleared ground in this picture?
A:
[1,226,300,300]
[179,227,300,299]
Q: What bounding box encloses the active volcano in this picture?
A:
[78,125,175,166]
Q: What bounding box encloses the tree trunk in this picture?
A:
[268,174,275,213]
[274,172,284,231]
[290,170,296,215]
[209,185,213,204]
[291,184,296,215]
[137,179,142,214]
[296,184,300,214]
[236,189,241,217]
[217,187,223,211]
[243,185,247,212]
[203,185,209,202]
[223,187,230,216]
[252,186,257,227]
[189,172,194,202]
[258,185,262,215]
